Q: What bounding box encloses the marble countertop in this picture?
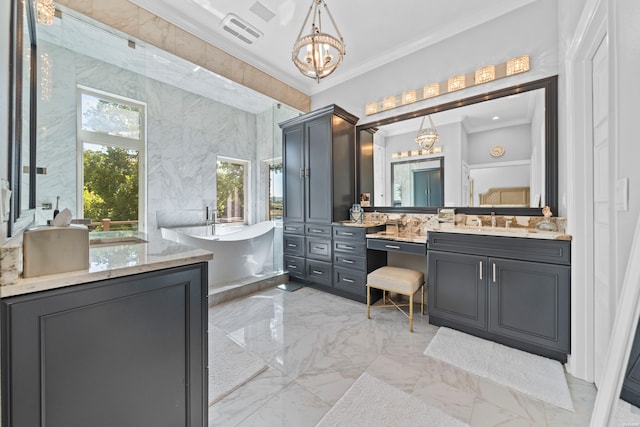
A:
[1,231,213,298]
[366,225,572,243]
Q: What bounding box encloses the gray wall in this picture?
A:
[311,0,559,121]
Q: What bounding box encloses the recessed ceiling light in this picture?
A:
[492,116,500,120]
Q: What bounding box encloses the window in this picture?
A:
[77,87,146,232]
[268,161,283,220]
[216,157,248,223]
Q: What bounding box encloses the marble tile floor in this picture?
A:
[208,284,608,426]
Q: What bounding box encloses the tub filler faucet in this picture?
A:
[206,208,219,235]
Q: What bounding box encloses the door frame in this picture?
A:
[565,0,608,382]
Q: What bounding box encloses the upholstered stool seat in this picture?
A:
[366,266,424,332]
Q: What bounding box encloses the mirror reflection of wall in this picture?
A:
[369,87,546,208]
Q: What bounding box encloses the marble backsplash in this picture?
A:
[362,212,567,235]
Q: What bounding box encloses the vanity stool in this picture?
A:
[366,266,424,332]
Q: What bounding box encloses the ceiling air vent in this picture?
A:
[221,13,263,45]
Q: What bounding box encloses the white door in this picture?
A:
[592,34,611,385]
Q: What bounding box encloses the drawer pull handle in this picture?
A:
[385,244,401,249]
[311,229,323,233]
[479,261,483,280]
[342,245,355,250]
[342,232,354,236]
[343,278,355,283]
[314,246,325,250]
[287,265,297,269]
[287,243,297,247]
[342,259,354,264]
[492,263,496,283]
[285,227,295,231]
[312,270,323,275]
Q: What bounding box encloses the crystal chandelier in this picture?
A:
[292,0,345,83]
[415,115,440,150]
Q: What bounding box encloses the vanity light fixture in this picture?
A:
[415,115,440,150]
[382,96,397,110]
[506,55,530,76]
[423,83,440,99]
[364,54,531,116]
[447,74,466,92]
[37,0,55,25]
[365,102,378,115]
[475,65,495,84]
[402,90,417,105]
[292,0,345,83]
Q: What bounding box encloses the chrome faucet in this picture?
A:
[205,208,219,235]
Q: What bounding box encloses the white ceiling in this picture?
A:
[128,0,538,96]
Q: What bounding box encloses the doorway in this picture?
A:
[413,168,443,206]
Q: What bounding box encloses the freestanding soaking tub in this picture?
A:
[161,221,274,290]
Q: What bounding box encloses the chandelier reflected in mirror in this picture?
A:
[415,115,440,150]
[292,0,345,83]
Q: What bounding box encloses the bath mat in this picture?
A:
[277,282,304,292]
[316,372,468,426]
[209,326,268,405]
[424,327,574,412]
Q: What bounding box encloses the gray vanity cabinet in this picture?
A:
[332,225,385,303]
[427,232,571,362]
[280,105,358,289]
[281,104,358,225]
[1,264,208,427]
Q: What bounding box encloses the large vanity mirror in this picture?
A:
[8,0,37,236]
[357,76,558,216]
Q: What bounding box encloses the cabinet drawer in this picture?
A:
[334,253,366,271]
[284,255,305,279]
[284,234,304,256]
[305,224,332,237]
[306,260,332,287]
[334,267,366,294]
[306,237,332,261]
[283,223,305,235]
[428,232,570,265]
[333,240,366,256]
[367,238,426,255]
[333,226,366,241]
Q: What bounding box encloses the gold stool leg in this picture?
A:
[409,293,414,332]
[421,284,425,315]
[367,285,371,319]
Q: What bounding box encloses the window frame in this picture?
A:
[76,86,147,232]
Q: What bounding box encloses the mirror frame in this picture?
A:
[356,75,558,216]
[8,0,37,236]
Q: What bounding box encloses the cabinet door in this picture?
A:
[428,251,487,329]
[1,264,207,427]
[305,115,333,224]
[283,123,305,223]
[488,258,570,353]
